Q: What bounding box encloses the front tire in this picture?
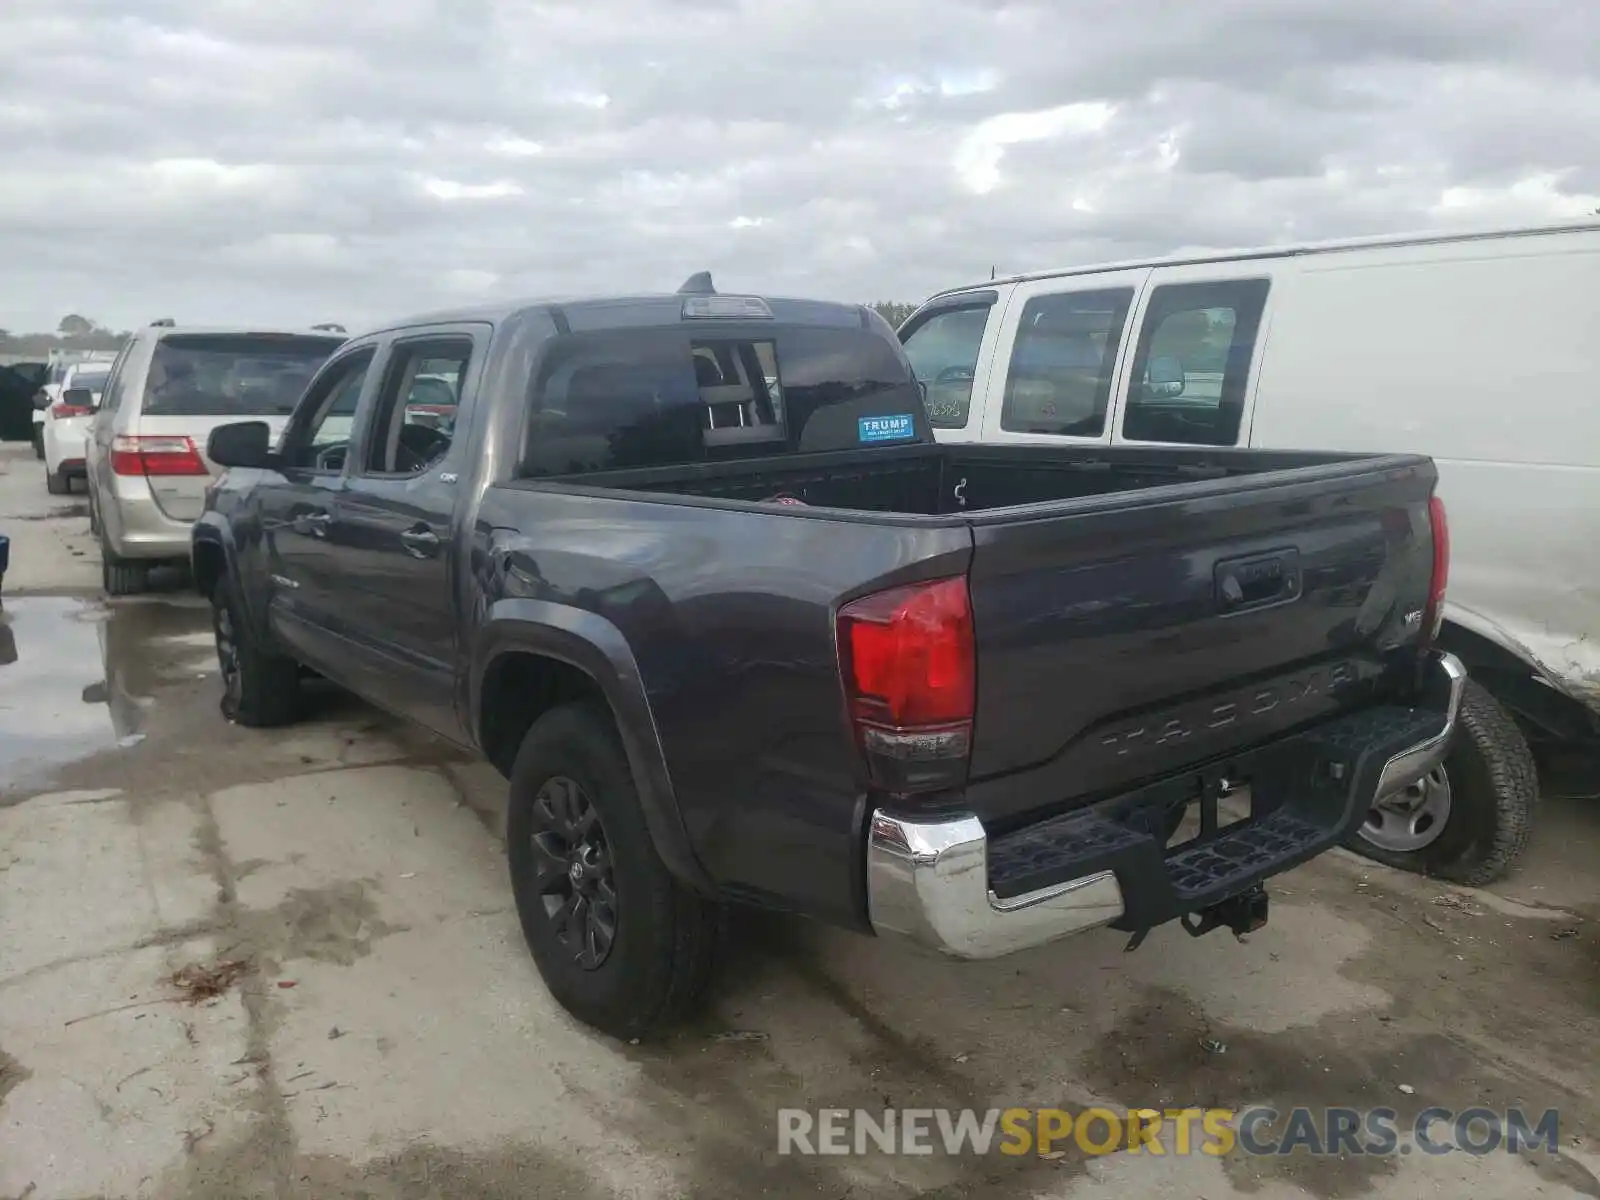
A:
[1351,679,1537,886]
[211,576,302,726]
[507,703,719,1040]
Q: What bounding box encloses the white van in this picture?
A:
[901,219,1600,885]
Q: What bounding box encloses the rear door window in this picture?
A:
[899,299,995,429]
[1120,279,1270,446]
[999,289,1133,437]
[140,333,345,418]
[521,325,927,477]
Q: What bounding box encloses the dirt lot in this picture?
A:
[2,442,1598,1199]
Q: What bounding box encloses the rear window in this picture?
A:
[521,325,927,477]
[67,369,108,393]
[141,334,344,417]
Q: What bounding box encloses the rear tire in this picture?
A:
[101,540,147,596]
[1349,679,1537,886]
[211,575,302,726]
[46,468,69,495]
[31,427,43,459]
[507,703,719,1041]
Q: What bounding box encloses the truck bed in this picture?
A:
[522,442,1395,520]
[503,440,1432,798]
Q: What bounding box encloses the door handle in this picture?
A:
[1215,548,1301,613]
[400,526,440,558]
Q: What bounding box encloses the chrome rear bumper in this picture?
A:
[1373,652,1466,800]
[866,651,1466,960]
[865,812,1125,959]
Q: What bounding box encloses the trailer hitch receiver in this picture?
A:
[1181,883,1269,941]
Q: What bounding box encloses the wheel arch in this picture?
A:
[471,600,714,895]
[191,515,268,632]
[1438,607,1600,743]
[191,529,229,600]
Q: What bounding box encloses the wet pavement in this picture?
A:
[1,442,1599,1200]
[0,595,215,796]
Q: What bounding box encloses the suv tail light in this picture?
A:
[50,403,93,419]
[1421,494,1449,647]
[837,576,975,794]
[110,434,208,477]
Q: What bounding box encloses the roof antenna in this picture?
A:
[990,265,996,280]
[677,271,715,295]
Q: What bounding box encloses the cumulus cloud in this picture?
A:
[1,0,1596,332]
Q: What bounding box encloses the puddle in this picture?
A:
[0,595,213,794]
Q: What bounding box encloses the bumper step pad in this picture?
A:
[986,703,1446,933]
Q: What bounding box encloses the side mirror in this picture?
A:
[62,388,95,408]
[1145,355,1186,399]
[207,420,275,469]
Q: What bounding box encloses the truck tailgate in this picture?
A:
[965,456,1435,827]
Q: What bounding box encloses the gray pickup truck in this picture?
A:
[193,277,1463,1039]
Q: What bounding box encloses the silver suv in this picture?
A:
[86,321,346,594]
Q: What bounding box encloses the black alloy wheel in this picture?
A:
[207,576,302,727]
[505,702,720,1038]
[528,775,618,970]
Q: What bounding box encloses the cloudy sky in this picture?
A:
[2,0,1597,334]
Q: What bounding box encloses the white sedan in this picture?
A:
[42,361,110,495]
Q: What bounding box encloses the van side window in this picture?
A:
[999,289,1132,437]
[899,300,994,429]
[1121,279,1270,447]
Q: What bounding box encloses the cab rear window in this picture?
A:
[142,334,345,417]
[520,325,928,477]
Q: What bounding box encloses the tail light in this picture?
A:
[1421,494,1449,647]
[50,403,93,419]
[837,576,975,794]
[110,434,208,477]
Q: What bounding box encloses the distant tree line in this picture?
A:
[868,302,919,329]
[0,314,131,357]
